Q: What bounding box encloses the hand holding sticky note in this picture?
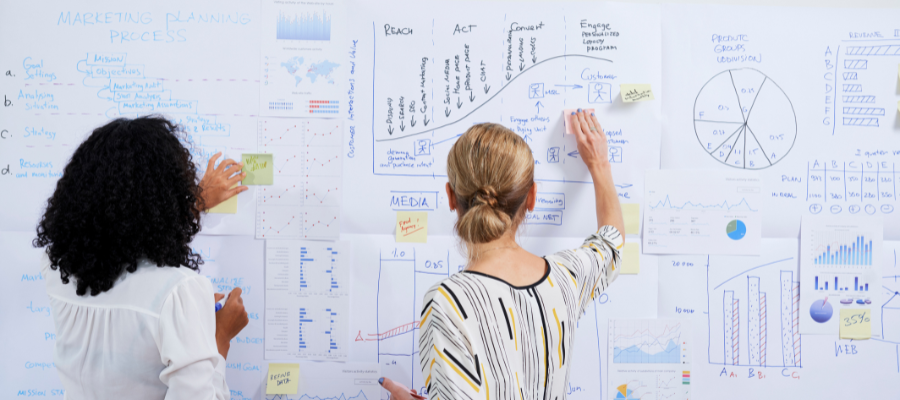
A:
[242,153,273,185]
[266,363,300,394]
[563,109,596,134]
[620,84,654,103]
[396,211,428,243]
[839,309,871,339]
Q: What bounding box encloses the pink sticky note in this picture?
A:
[563,108,595,134]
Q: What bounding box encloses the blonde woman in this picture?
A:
[379,110,624,399]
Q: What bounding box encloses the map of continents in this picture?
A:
[280,56,339,86]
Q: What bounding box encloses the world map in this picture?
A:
[279,57,339,86]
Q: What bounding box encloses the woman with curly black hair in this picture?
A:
[34,116,249,400]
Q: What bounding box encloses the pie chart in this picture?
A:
[694,68,797,169]
[726,220,746,240]
[809,298,833,323]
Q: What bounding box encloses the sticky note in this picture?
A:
[620,84,654,103]
[266,363,299,394]
[563,108,596,134]
[620,243,640,274]
[396,211,428,243]
[839,308,871,340]
[621,203,640,235]
[242,153,273,185]
[208,184,238,214]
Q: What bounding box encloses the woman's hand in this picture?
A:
[214,287,249,359]
[378,377,426,400]
[198,152,248,210]
[570,109,610,173]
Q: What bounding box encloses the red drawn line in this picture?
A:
[402,227,425,237]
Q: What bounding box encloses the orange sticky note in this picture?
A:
[563,108,596,134]
[396,211,428,243]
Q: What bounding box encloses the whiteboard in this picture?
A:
[1,0,900,399]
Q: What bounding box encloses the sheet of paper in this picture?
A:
[242,153,274,185]
[208,184,238,214]
[266,363,300,394]
[563,108,596,134]
[265,240,349,360]
[643,169,762,255]
[620,84,654,102]
[622,203,640,235]
[259,0,347,117]
[255,119,342,240]
[621,242,640,274]
[840,309,872,339]
[343,0,662,241]
[259,362,380,399]
[608,319,691,400]
[396,211,428,243]
[800,215,882,335]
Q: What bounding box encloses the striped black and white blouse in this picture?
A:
[418,226,622,400]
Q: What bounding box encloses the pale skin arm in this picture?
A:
[570,109,625,235]
[198,152,249,211]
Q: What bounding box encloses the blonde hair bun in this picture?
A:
[447,123,534,245]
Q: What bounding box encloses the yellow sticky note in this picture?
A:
[208,184,238,214]
[266,363,300,394]
[620,243,640,274]
[620,84,654,103]
[839,308,871,340]
[621,203,640,235]
[242,153,273,185]
[396,211,428,243]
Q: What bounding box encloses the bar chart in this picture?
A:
[265,240,349,360]
[812,273,870,292]
[276,11,332,41]
[812,234,873,266]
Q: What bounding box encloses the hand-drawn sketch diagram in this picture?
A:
[693,69,796,170]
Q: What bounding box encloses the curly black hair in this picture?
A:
[34,116,205,296]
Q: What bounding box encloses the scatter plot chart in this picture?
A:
[256,118,342,239]
[265,240,348,360]
[694,68,796,170]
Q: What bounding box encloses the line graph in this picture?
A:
[612,321,684,364]
[608,319,691,400]
[648,195,758,212]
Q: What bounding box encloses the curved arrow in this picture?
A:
[375,54,613,142]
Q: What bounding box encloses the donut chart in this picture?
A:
[694,69,797,169]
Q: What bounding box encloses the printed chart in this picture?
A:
[265,240,349,360]
[800,216,883,335]
[255,118,342,240]
[260,0,344,116]
[608,319,691,400]
[643,170,762,255]
[693,68,797,170]
[262,362,380,400]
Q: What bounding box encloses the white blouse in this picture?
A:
[41,254,229,400]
